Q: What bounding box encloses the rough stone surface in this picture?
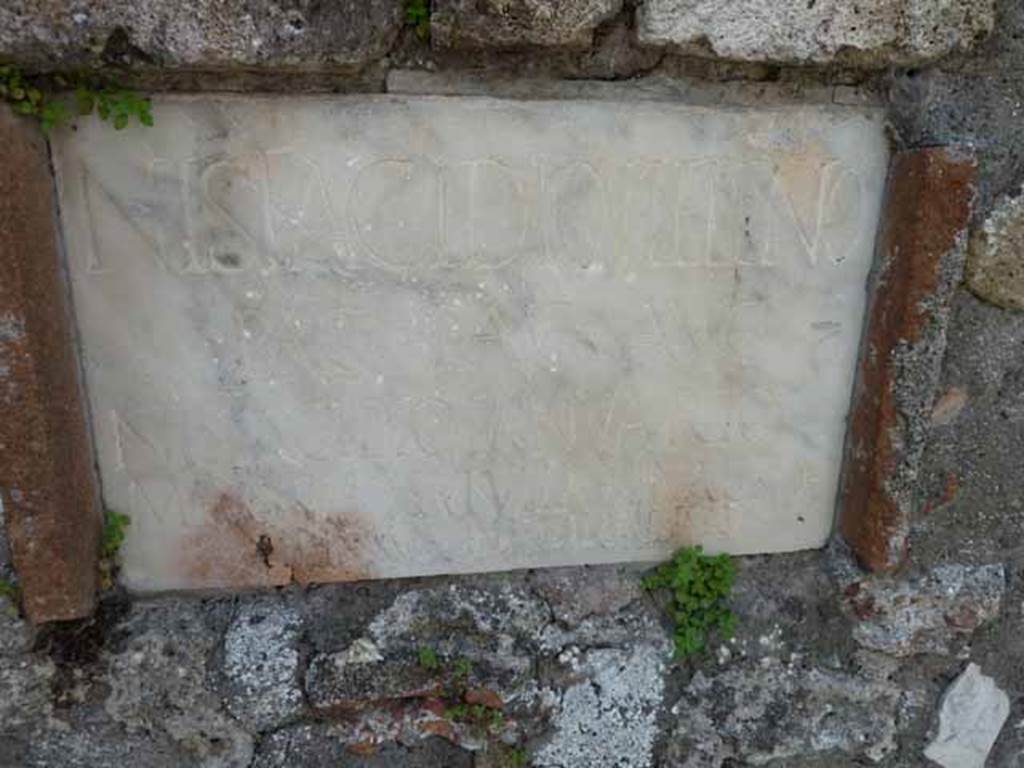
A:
[219,600,305,732]
[0,105,101,623]
[637,0,997,67]
[431,0,622,50]
[1,0,1024,765]
[839,147,975,573]
[0,1,403,70]
[0,545,1012,766]
[967,186,1024,311]
[924,662,1009,768]
[102,601,255,766]
[0,595,33,656]
[838,563,1004,657]
[253,729,473,768]
[0,499,11,582]
[53,96,886,591]
[665,655,908,766]
[534,643,669,767]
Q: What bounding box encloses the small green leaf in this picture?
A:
[101,509,131,561]
[417,645,440,671]
[643,545,736,660]
[454,657,472,678]
[75,88,96,116]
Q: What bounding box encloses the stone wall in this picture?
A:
[2,1,1023,766]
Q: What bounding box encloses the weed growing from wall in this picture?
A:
[0,66,153,133]
[415,647,530,765]
[0,577,19,615]
[642,545,737,659]
[406,0,430,40]
[98,509,131,590]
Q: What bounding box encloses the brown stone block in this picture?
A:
[840,147,975,573]
[0,106,101,622]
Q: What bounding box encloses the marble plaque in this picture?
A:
[52,96,888,591]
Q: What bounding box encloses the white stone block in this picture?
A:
[925,662,1010,768]
[52,96,888,590]
[638,0,995,66]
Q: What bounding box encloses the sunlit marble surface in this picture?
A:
[53,96,888,591]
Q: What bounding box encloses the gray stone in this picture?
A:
[925,662,1009,768]
[306,647,438,710]
[365,582,552,658]
[220,600,305,732]
[663,655,909,766]
[0,597,33,656]
[534,642,669,768]
[0,496,11,581]
[52,96,888,591]
[303,580,558,754]
[431,0,622,49]
[911,291,1024,567]
[254,724,474,767]
[967,186,1024,311]
[637,0,996,67]
[841,563,1004,657]
[529,564,643,626]
[0,0,402,70]
[307,580,551,711]
[102,601,254,767]
[0,654,54,729]
[12,710,188,768]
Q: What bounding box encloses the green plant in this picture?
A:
[97,509,131,590]
[453,656,472,679]
[0,577,19,603]
[405,0,430,40]
[417,645,441,671]
[0,577,19,616]
[444,702,468,720]
[415,649,523,761]
[101,509,131,562]
[0,65,153,133]
[76,86,154,130]
[506,747,530,768]
[642,545,737,659]
[444,702,505,731]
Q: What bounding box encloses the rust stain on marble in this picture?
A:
[650,459,734,549]
[179,491,373,589]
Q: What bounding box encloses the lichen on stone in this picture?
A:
[967,186,1024,312]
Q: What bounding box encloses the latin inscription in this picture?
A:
[52,96,889,591]
[79,153,866,276]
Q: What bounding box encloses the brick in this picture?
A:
[839,147,975,573]
[0,106,101,622]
